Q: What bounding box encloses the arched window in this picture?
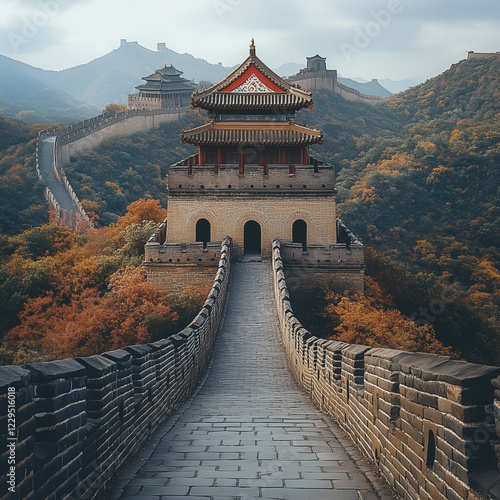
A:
[244,220,261,255]
[196,219,211,249]
[292,219,307,251]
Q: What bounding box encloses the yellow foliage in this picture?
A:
[105,181,123,194]
[377,152,416,174]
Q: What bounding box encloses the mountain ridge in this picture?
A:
[0,40,402,124]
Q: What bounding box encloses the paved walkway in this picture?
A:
[38,136,79,212]
[106,261,393,500]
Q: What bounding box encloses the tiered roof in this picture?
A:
[190,40,313,111]
[136,65,196,93]
[182,121,323,147]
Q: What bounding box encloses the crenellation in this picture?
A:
[287,55,385,105]
[0,238,232,500]
[271,238,500,500]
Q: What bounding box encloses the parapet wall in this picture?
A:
[167,164,335,193]
[35,108,186,229]
[47,108,185,164]
[336,81,384,105]
[272,239,500,500]
[0,237,232,500]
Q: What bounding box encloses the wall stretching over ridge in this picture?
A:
[35,107,186,229]
[272,239,500,500]
[0,237,231,500]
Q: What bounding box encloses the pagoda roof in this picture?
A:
[182,120,323,147]
[136,65,196,93]
[191,40,313,111]
[307,54,326,61]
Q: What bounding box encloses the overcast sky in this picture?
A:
[1,0,499,81]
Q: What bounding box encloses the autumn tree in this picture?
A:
[8,266,179,359]
[103,103,128,114]
[113,198,167,233]
[324,291,451,355]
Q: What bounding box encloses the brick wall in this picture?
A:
[166,196,337,258]
[272,239,500,500]
[0,238,232,500]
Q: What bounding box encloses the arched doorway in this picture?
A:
[292,219,307,251]
[196,219,211,249]
[244,220,261,255]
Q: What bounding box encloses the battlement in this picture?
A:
[467,51,500,60]
[281,242,364,268]
[0,238,232,500]
[168,153,335,195]
[272,240,500,500]
[168,165,335,194]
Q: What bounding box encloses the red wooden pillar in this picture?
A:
[199,147,206,165]
[289,164,295,175]
[238,150,245,175]
[301,147,308,165]
[279,149,287,165]
[259,150,266,167]
[217,147,223,165]
[259,150,268,175]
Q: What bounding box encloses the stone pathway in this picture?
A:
[38,136,79,212]
[106,261,394,500]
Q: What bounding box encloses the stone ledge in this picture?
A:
[25,359,86,382]
[399,353,500,387]
[0,365,31,389]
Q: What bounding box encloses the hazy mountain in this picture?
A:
[273,62,304,77]
[0,55,99,124]
[0,40,422,124]
[37,40,236,109]
[0,41,235,123]
[337,77,392,98]
[378,77,424,94]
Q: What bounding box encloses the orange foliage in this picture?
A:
[112,199,167,238]
[377,152,416,175]
[8,266,178,359]
[324,289,451,355]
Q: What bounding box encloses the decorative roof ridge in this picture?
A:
[192,41,312,102]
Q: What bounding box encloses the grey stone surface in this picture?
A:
[38,136,79,212]
[105,261,393,499]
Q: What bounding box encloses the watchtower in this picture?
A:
[145,41,364,293]
[128,65,196,110]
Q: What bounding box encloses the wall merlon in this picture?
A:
[168,164,335,193]
[271,238,500,500]
[0,238,232,500]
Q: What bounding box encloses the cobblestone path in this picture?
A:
[38,136,79,212]
[106,261,393,500]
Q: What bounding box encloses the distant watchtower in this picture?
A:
[306,54,327,72]
[128,65,196,110]
[145,41,364,293]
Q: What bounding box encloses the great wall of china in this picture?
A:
[0,238,232,499]
[3,65,499,499]
[1,240,499,499]
[36,107,186,229]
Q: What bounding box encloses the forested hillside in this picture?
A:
[0,115,50,234]
[62,112,201,225]
[301,56,500,364]
[0,56,499,364]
